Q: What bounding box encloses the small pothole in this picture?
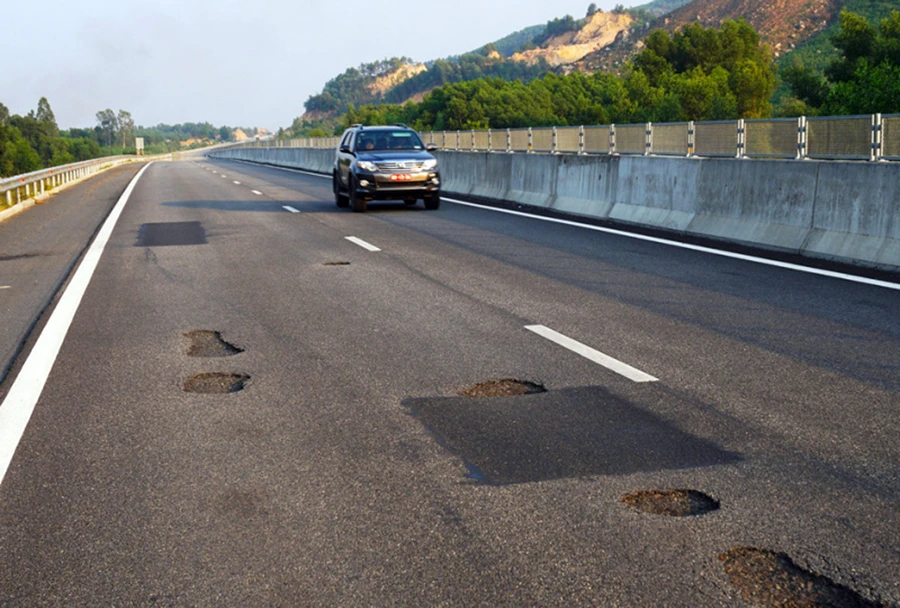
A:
[459,379,546,398]
[621,489,720,517]
[719,547,881,607]
[185,330,243,357]
[323,261,351,266]
[184,373,250,394]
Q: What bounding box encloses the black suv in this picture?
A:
[333,124,441,212]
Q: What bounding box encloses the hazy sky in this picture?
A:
[3,0,646,131]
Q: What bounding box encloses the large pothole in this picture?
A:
[184,372,250,394]
[719,547,882,607]
[621,489,720,517]
[185,330,243,357]
[459,379,546,398]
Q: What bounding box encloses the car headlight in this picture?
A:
[357,161,378,172]
[422,159,438,170]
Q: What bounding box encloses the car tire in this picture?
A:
[334,173,349,208]
[404,199,417,205]
[424,193,441,210]
[350,178,367,213]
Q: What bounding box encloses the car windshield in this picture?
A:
[355,130,423,152]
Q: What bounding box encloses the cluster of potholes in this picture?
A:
[455,378,882,608]
[183,330,248,394]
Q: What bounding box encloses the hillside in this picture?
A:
[580,0,843,71]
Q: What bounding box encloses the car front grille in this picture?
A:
[375,161,425,172]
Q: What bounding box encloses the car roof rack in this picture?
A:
[392,123,409,128]
[351,123,363,129]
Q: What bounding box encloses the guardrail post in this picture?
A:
[687,121,695,157]
[872,113,882,162]
[578,125,585,155]
[5,191,11,206]
[797,116,807,160]
[645,122,652,156]
[528,127,533,153]
[737,119,745,159]
[488,129,492,152]
[609,124,616,155]
[552,126,558,154]
[506,128,512,153]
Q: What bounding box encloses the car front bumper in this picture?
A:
[355,171,441,199]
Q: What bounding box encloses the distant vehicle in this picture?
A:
[333,124,441,212]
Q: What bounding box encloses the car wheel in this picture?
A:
[424,193,441,210]
[334,173,349,208]
[350,178,367,213]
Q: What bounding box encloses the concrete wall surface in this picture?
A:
[209,146,899,273]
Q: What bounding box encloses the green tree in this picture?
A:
[36,97,58,138]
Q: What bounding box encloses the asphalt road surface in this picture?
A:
[0,157,897,606]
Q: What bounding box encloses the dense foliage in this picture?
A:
[333,19,777,133]
[781,9,900,115]
[0,97,236,179]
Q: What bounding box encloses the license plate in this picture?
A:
[390,174,413,181]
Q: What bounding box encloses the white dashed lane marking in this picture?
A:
[283,206,300,213]
[251,190,263,196]
[345,237,381,252]
[525,324,658,383]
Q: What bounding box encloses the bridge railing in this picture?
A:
[0,156,135,209]
[242,114,900,162]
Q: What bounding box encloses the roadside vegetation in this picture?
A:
[0,98,236,178]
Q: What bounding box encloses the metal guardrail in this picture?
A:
[1,155,137,209]
[241,114,900,162]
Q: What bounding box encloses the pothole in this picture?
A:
[459,379,546,398]
[185,330,243,357]
[184,372,250,394]
[719,547,881,608]
[323,261,351,266]
[621,489,720,517]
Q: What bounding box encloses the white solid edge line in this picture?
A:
[525,324,658,383]
[345,236,381,252]
[283,206,300,213]
[442,197,900,292]
[0,162,152,487]
[218,160,898,291]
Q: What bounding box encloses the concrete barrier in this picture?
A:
[209,146,899,274]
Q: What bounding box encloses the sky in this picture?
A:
[2,0,647,131]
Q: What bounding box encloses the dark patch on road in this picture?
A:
[621,489,720,517]
[459,379,546,397]
[214,489,269,519]
[136,221,207,247]
[720,547,883,607]
[405,386,741,485]
[184,330,243,357]
[184,372,250,394]
[0,252,48,261]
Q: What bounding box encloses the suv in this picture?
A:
[333,124,441,212]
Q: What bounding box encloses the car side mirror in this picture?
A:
[426,144,437,152]
[340,145,352,153]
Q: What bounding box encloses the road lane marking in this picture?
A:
[525,324,658,383]
[283,206,300,213]
[218,161,899,290]
[345,236,381,252]
[0,286,10,289]
[233,181,241,185]
[443,198,900,292]
[221,175,227,178]
[251,190,262,196]
[0,163,152,487]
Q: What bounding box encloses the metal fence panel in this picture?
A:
[510,129,530,152]
[557,127,580,153]
[695,121,738,157]
[532,128,554,152]
[652,122,689,156]
[744,119,798,158]
[615,124,645,154]
[473,130,490,151]
[583,125,610,154]
[883,114,900,160]
[807,115,871,159]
